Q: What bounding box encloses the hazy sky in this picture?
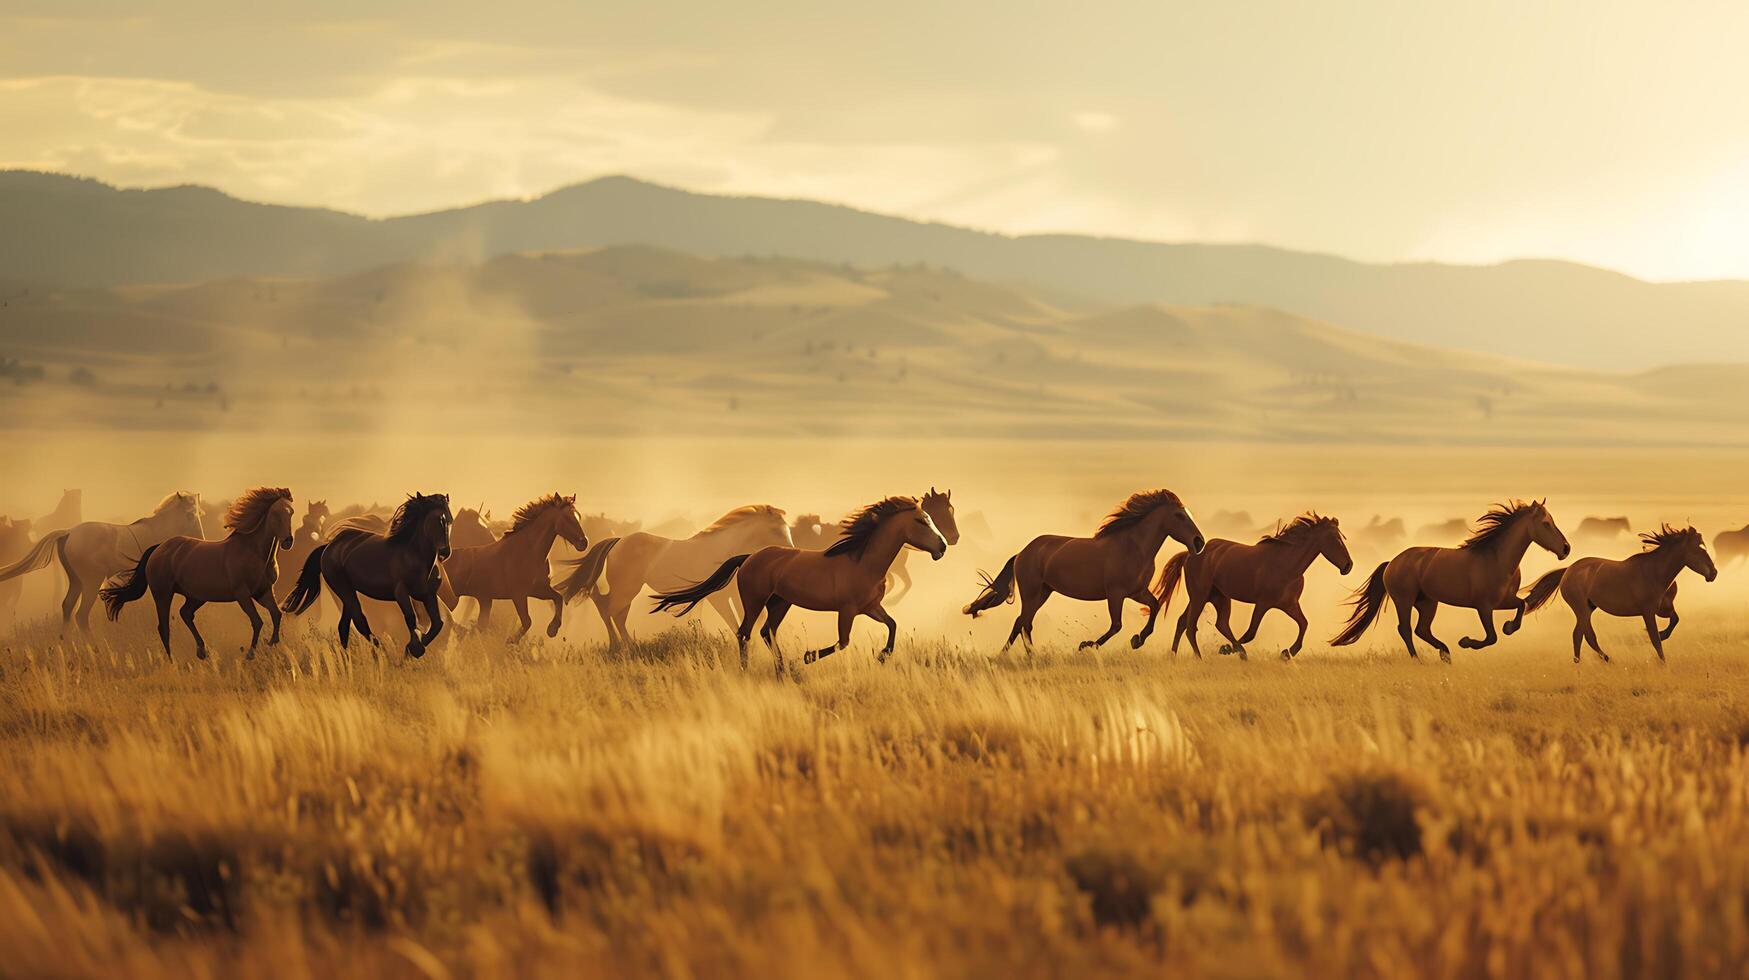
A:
[4,1,1748,280]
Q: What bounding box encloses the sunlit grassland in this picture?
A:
[4,610,1749,979]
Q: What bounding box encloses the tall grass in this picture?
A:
[3,612,1749,977]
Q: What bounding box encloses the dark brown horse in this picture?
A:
[1158,513,1353,660]
[1332,500,1570,662]
[963,489,1205,652]
[281,493,453,657]
[100,488,296,659]
[652,496,948,673]
[1521,525,1715,663]
[439,493,588,640]
[793,489,960,604]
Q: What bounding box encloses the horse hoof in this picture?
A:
[405,642,426,659]
[1439,651,1453,664]
[1281,649,1294,661]
[803,650,818,665]
[1130,634,1144,650]
[195,648,208,661]
[1077,641,1095,651]
[1503,621,1518,635]
[245,650,255,662]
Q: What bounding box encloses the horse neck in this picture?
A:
[1638,545,1687,584]
[136,509,188,540]
[1266,537,1322,575]
[1480,519,1536,572]
[849,519,911,573]
[505,514,562,559]
[1121,509,1176,556]
[227,522,279,560]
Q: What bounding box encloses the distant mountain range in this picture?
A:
[5,170,1748,371]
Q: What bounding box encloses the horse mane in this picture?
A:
[1641,524,1701,552]
[1097,488,1184,538]
[1258,512,1338,545]
[1459,500,1539,551]
[506,493,575,534]
[387,493,449,543]
[152,492,195,515]
[225,487,291,533]
[826,496,918,558]
[697,504,787,536]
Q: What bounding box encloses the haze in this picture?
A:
[5,1,1749,280]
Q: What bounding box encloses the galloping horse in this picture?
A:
[439,493,588,640]
[0,517,31,620]
[793,489,960,604]
[1158,513,1353,660]
[1332,499,1570,661]
[556,504,793,649]
[963,489,1205,652]
[651,496,948,672]
[100,488,296,659]
[282,493,453,657]
[1521,525,1715,663]
[1712,524,1749,565]
[0,492,204,629]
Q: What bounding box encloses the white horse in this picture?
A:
[556,504,794,648]
[0,491,205,629]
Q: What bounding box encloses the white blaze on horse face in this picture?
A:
[922,512,948,553]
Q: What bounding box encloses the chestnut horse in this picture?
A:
[439,493,589,640]
[651,496,948,673]
[100,488,296,659]
[793,489,960,604]
[963,489,1205,652]
[1158,513,1353,660]
[1331,499,1570,662]
[1521,525,1715,663]
[556,504,794,649]
[281,492,453,657]
[0,492,204,630]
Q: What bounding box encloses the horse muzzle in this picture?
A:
[439,546,452,560]
[1191,535,1206,554]
[1340,561,1355,575]
[280,536,295,550]
[1557,545,1572,559]
[931,545,947,561]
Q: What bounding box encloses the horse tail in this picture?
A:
[1151,551,1188,607]
[1330,562,1390,646]
[649,554,750,616]
[1521,568,1566,614]
[280,545,328,614]
[557,537,618,604]
[0,530,69,583]
[99,544,157,620]
[962,555,1017,618]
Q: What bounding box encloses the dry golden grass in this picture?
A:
[4,608,1749,979]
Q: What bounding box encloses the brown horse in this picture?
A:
[1712,524,1749,565]
[963,489,1205,652]
[453,507,497,550]
[651,496,948,672]
[1332,500,1570,662]
[1521,525,1716,663]
[281,493,453,657]
[556,504,794,649]
[100,488,296,659]
[439,493,588,640]
[1158,513,1353,660]
[793,489,960,604]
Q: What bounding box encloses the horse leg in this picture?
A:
[1004,583,1049,654]
[59,565,81,627]
[75,580,100,631]
[1222,603,1266,660]
[508,595,533,643]
[1458,605,1499,650]
[153,586,174,659]
[1282,601,1309,660]
[1642,613,1667,663]
[1128,588,1161,650]
[532,582,564,638]
[179,598,209,660]
[419,592,444,648]
[1500,595,1527,636]
[1078,597,1125,651]
[1659,586,1679,641]
[805,610,855,664]
[1211,595,1242,653]
[1578,603,1607,663]
[1179,593,1207,658]
[887,565,913,606]
[1396,596,1418,659]
[237,595,264,658]
[760,597,792,675]
[1412,598,1450,663]
[866,603,898,663]
[255,588,283,646]
[391,585,423,658]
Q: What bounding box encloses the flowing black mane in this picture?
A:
[507,493,574,534]
[1460,500,1539,551]
[387,493,449,543]
[1097,488,1184,538]
[1259,512,1338,545]
[826,496,919,558]
[1641,524,1701,552]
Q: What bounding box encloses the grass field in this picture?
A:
[5,608,1749,979]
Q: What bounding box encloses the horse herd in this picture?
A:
[0,486,1733,672]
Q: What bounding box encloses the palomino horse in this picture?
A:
[0,517,31,620]
[1332,499,1570,661]
[1158,513,1353,660]
[439,493,588,640]
[100,488,296,659]
[1712,524,1749,565]
[963,489,1205,652]
[793,490,961,604]
[0,492,204,629]
[556,504,793,649]
[651,496,948,673]
[282,493,453,657]
[1521,525,1716,663]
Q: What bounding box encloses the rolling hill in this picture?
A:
[6,171,1749,371]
